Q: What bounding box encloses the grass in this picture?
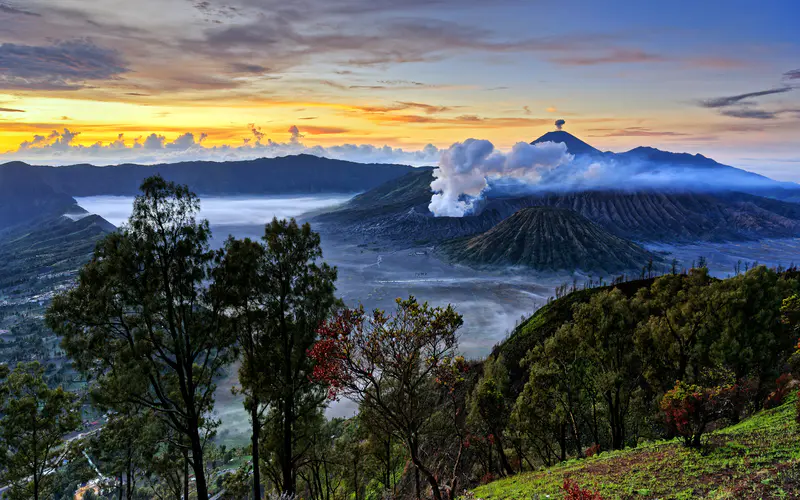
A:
[472,396,800,499]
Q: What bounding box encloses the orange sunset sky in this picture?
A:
[0,0,798,178]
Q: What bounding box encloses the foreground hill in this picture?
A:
[472,396,800,499]
[9,154,414,197]
[440,207,652,272]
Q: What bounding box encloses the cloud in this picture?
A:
[1,126,444,167]
[697,85,799,120]
[0,39,128,90]
[551,49,666,66]
[429,139,573,217]
[587,126,688,137]
[719,108,778,120]
[427,133,793,218]
[186,11,614,79]
[355,101,452,114]
[288,125,303,143]
[699,87,794,108]
[784,69,800,80]
[300,125,349,135]
[0,2,40,16]
[368,113,552,128]
[0,107,25,112]
[229,62,271,74]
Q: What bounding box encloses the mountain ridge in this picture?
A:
[2,154,415,197]
[0,162,82,230]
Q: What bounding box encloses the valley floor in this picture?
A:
[472,397,800,499]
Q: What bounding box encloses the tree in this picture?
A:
[660,381,734,447]
[468,355,514,476]
[310,297,463,500]
[47,176,237,499]
[91,407,161,500]
[635,269,714,393]
[0,362,81,500]
[211,236,268,499]
[221,463,252,500]
[230,218,337,496]
[709,266,795,402]
[521,325,598,460]
[557,289,646,450]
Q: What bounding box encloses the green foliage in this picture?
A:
[221,218,338,497]
[468,356,515,476]
[503,266,799,477]
[221,462,252,499]
[0,362,81,500]
[90,408,163,499]
[634,268,714,393]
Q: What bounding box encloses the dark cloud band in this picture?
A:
[699,87,793,108]
[0,40,128,91]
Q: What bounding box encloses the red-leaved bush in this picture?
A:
[660,381,734,448]
[584,443,601,458]
[764,373,792,409]
[562,479,604,500]
[479,472,495,485]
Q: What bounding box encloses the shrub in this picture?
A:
[765,373,792,409]
[584,443,601,457]
[660,381,734,448]
[562,479,604,500]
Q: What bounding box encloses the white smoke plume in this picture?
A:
[429,139,573,217]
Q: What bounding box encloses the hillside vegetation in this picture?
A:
[472,395,800,499]
[5,174,800,499]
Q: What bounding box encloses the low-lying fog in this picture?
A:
[75,195,354,227]
[76,194,800,444]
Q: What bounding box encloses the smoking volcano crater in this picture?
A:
[315,126,800,269]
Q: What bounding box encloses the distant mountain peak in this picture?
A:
[0,161,31,168]
[531,130,601,155]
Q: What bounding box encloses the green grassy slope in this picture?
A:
[472,396,800,499]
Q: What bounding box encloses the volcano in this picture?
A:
[440,207,653,272]
[531,130,601,155]
[314,130,800,254]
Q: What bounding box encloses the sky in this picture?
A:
[0,0,798,178]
